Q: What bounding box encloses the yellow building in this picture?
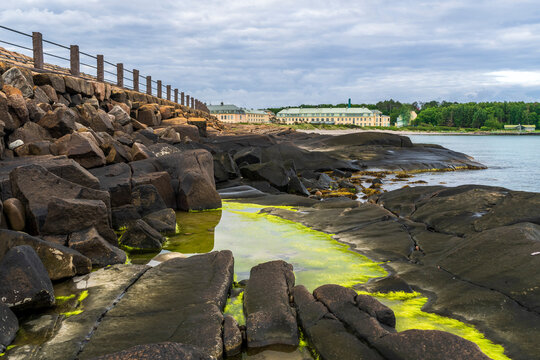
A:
[276,107,391,126]
[207,104,246,123]
[245,109,271,123]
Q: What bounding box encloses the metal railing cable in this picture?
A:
[0,25,206,110]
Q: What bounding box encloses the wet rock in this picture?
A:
[313,284,390,342]
[292,285,384,360]
[111,205,141,229]
[355,294,396,328]
[38,106,79,138]
[119,219,164,251]
[177,171,222,211]
[0,229,91,280]
[373,329,491,360]
[240,161,290,189]
[54,132,106,169]
[90,342,215,360]
[0,302,18,353]
[78,251,234,359]
[69,227,126,267]
[0,245,54,311]
[3,198,25,231]
[223,315,242,357]
[2,67,33,98]
[27,264,149,360]
[41,197,117,245]
[218,185,265,199]
[9,164,111,236]
[244,260,298,348]
[131,184,167,216]
[143,208,176,233]
[132,171,176,209]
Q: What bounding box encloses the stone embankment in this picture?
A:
[0,61,225,357]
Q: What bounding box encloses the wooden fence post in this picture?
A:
[146,76,152,95]
[174,89,178,103]
[181,92,185,105]
[133,69,139,92]
[157,80,162,98]
[186,95,190,108]
[166,85,171,101]
[191,97,194,109]
[70,45,79,76]
[32,32,43,70]
[97,55,104,81]
[117,63,123,87]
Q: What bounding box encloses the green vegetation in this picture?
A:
[268,100,540,130]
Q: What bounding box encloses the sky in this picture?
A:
[1,0,540,108]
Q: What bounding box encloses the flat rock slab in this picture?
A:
[90,342,215,360]
[244,260,299,348]
[7,265,149,360]
[78,251,234,359]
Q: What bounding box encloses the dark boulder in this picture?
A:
[0,303,18,353]
[244,260,298,348]
[143,208,177,233]
[111,205,141,229]
[132,172,176,209]
[0,229,91,280]
[0,245,54,311]
[41,197,117,245]
[3,197,25,231]
[33,73,66,93]
[53,132,107,169]
[292,285,385,360]
[8,121,52,145]
[213,152,240,182]
[131,184,167,216]
[373,329,491,360]
[313,284,390,342]
[69,227,126,267]
[137,104,161,127]
[177,171,222,211]
[90,163,133,208]
[119,219,164,251]
[38,106,79,138]
[9,164,111,236]
[355,294,396,328]
[233,147,262,166]
[223,315,242,357]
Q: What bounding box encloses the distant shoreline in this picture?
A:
[295,128,540,136]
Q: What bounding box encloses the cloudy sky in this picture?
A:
[1,0,540,108]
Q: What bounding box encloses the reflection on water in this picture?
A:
[150,202,508,360]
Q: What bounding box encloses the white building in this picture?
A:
[276,107,391,126]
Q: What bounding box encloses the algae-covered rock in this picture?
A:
[119,219,164,251]
[69,227,127,267]
[0,302,18,353]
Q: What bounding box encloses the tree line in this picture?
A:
[268,100,540,129]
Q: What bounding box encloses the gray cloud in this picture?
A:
[1,0,540,107]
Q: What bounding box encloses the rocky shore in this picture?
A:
[0,61,538,360]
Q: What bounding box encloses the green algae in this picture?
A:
[61,310,83,318]
[55,294,76,304]
[78,290,89,303]
[159,201,507,359]
[357,291,510,360]
[223,290,245,325]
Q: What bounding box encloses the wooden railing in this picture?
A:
[0,25,208,112]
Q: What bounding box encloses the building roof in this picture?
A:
[277,107,376,116]
[244,109,268,115]
[207,104,244,113]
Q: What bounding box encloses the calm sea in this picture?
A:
[406,134,540,193]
